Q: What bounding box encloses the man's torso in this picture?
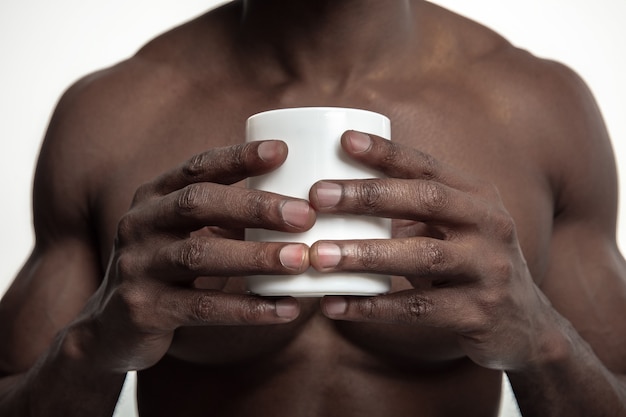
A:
[78,3,559,415]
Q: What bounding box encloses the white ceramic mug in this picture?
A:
[245,107,392,297]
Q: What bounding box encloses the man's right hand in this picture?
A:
[75,140,314,372]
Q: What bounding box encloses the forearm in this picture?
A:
[507,320,626,416]
[0,324,126,417]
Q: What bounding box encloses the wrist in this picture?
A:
[524,313,575,372]
[60,316,128,376]
[22,322,126,417]
[506,314,626,416]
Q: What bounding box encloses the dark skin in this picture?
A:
[1,1,625,416]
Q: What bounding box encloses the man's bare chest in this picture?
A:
[92,91,555,368]
[95,92,555,266]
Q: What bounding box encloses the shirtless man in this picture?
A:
[1,1,625,416]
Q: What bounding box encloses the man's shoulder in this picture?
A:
[62,2,238,108]
[49,5,239,142]
[453,18,614,223]
[437,9,597,139]
[429,4,612,194]
[426,3,582,96]
[472,42,602,146]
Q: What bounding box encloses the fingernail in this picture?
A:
[347,131,372,153]
[315,182,342,208]
[279,244,306,270]
[324,296,348,316]
[275,298,299,319]
[281,201,311,228]
[257,141,281,162]
[316,243,342,269]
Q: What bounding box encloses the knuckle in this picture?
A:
[489,256,515,280]
[115,251,139,278]
[354,181,386,213]
[381,142,439,180]
[118,284,155,329]
[357,297,377,320]
[474,266,512,316]
[239,299,268,323]
[380,141,401,166]
[243,191,273,224]
[418,182,449,214]
[251,243,275,271]
[176,184,206,215]
[491,209,517,242]
[177,238,207,271]
[115,213,138,246]
[403,293,433,322]
[472,295,504,333]
[192,295,269,324]
[132,182,154,205]
[192,293,218,322]
[481,286,508,313]
[418,240,446,274]
[225,144,247,172]
[183,152,213,181]
[417,151,439,181]
[183,145,249,183]
[355,242,390,270]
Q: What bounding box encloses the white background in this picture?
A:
[0,1,624,416]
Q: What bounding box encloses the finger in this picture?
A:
[136,141,288,200]
[150,238,310,280]
[309,238,477,281]
[122,184,315,238]
[158,289,301,328]
[320,289,481,332]
[341,131,478,190]
[309,178,483,225]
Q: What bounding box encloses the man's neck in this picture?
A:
[236,0,419,87]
